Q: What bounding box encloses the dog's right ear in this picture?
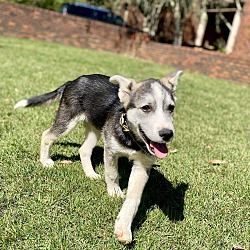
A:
[160,70,183,92]
[109,75,136,107]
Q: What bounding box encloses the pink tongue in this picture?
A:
[150,142,168,158]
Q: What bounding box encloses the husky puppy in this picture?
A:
[14,71,182,244]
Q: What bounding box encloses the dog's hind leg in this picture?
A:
[40,128,58,167]
[40,112,84,167]
[79,124,101,179]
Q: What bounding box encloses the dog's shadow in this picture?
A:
[54,143,188,234]
[53,143,104,168]
[118,157,188,227]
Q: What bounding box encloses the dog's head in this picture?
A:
[110,71,182,158]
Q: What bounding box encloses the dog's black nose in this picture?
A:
[159,129,173,142]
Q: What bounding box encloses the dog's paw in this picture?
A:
[86,172,101,179]
[40,158,54,167]
[114,225,132,244]
[108,186,124,198]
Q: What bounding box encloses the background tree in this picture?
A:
[110,0,202,45]
[8,0,241,49]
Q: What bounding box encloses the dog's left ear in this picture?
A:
[160,70,183,92]
[109,75,136,107]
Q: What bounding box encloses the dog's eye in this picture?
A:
[141,105,151,113]
[168,105,175,113]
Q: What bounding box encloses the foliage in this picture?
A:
[110,0,202,44]
[6,0,104,11]
[0,36,249,249]
[7,0,240,47]
[7,0,65,10]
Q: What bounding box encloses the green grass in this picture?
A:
[0,36,249,250]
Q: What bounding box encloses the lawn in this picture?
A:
[0,36,249,250]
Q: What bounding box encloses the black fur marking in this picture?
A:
[56,74,120,129]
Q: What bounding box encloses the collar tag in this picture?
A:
[120,113,130,132]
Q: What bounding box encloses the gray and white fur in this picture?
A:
[14,71,183,244]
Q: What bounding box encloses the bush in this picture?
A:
[7,0,109,11]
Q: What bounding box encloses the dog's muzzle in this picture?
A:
[139,127,169,158]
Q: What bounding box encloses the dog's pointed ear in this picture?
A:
[160,70,183,92]
[110,75,136,107]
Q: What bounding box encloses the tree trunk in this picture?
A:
[173,0,182,46]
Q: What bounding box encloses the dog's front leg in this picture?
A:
[114,161,151,244]
[104,147,124,198]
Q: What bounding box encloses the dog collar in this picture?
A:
[119,113,151,156]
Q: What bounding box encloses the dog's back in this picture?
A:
[58,74,120,129]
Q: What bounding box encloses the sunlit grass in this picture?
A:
[0,36,249,249]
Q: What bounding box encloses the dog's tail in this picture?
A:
[14,82,68,109]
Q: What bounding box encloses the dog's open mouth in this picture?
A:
[139,128,168,158]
